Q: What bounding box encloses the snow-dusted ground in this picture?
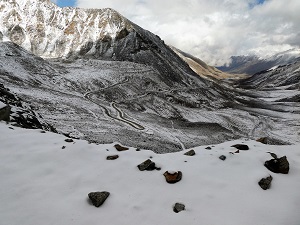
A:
[1,121,300,225]
[0,101,6,109]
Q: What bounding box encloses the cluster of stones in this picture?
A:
[88,142,290,211]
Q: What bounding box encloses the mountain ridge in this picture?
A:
[218,49,300,75]
[0,0,299,152]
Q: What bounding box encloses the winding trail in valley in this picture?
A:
[83,77,145,131]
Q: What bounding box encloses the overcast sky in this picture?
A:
[53,0,300,66]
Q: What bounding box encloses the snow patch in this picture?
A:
[1,122,300,225]
[0,101,6,109]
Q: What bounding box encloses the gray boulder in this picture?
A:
[88,191,110,207]
[219,155,226,161]
[107,155,119,160]
[114,144,129,151]
[258,175,273,190]
[137,159,156,171]
[173,203,185,213]
[184,149,195,156]
[264,156,289,174]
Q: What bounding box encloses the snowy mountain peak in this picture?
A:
[0,0,133,58]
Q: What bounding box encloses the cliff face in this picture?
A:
[0,0,133,58]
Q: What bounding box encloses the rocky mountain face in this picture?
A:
[0,0,133,58]
[0,82,56,131]
[0,0,299,152]
[218,49,300,75]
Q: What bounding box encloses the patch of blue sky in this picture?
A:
[56,0,76,7]
[249,0,265,9]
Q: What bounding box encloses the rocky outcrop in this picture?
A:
[0,83,57,131]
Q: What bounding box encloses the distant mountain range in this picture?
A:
[0,0,299,151]
[218,49,300,75]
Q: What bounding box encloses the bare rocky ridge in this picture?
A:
[0,0,299,152]
[0,0,133,58]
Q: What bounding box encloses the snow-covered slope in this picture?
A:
[2,41,299,152]
[1,121,300,225]
[218,49,300,75]
[239,60,300,90]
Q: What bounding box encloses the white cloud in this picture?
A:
[76,0,300,66]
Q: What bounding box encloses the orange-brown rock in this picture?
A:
[163,171,182,184]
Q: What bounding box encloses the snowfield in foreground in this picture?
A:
[1,121,300,225]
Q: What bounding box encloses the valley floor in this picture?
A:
[1,122,300,225]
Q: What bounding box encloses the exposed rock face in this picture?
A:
[264,156,290,174]
[88,191,110,207]
[173,203,185,213]
[163,171,182,184]
[0,83,56,131]
[258,176,273,190]
[137,159,156,171]
[0,0,133,58]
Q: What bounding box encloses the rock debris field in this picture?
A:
[1,121,300,225]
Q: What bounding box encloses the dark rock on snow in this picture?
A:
[0,105,11,122]
[88,191,110,207]
[137,159,156,171]
[163,171,182,184]
[205,147,212,150]
[184,149,196,156]
[64,138,74,143]
[231,144,249,150]
[258,175,273,190]
[173,203,185,213]
[264,156,289,174]
[219,155,226,161]
[114,144,129,151]
[106,155,119,160]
